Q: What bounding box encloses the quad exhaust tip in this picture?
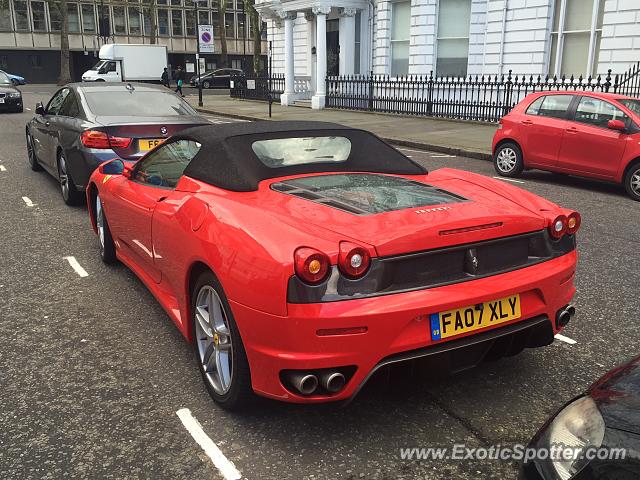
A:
[287,372,319,396]
[284,370,348,395]
[556,305,576,329]
[320,371,346,393]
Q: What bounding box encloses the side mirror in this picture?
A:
[98,158,124,175]
[608,119,626,132]
[35,102,45,115]
[123,163,134,179]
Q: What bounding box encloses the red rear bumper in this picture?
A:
[231,251,577,403]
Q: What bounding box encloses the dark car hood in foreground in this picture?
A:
[590,355,640,434]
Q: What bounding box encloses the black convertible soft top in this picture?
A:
[175,121,427,192]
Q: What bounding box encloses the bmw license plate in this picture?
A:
[138,138,164,152]
[0,98,4,104]
[430,294,521,341]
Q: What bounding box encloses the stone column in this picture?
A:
[280,11,297,106]
[305,12,316,94]
[312,6,331,109]
[338,8,356,76]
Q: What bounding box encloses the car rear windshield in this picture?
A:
[271,174,466,215]
[252,136,351,167]
[83,90,199,116]
[619,99,640,116]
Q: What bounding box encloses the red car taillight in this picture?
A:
[81,130,132,149]
[549,214,567,239]
[567,211,581,235]
[294,247,330,284]
[338,241,371,279]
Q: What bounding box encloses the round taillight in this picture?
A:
[549,214,567,239]
[567,212,581,235]
[338,242,371,279]
[294,247,330,284]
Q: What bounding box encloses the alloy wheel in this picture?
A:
[27,135,35,166]
[96,195,105,252]
[631,168,640,197]
[195,286,233,395]
[496,147,518,173]
[59,155,69,200]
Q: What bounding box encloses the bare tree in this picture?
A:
[142,0,158,44]
[44,0,72,84]
[217,0,228,67]
[245,0,261,74]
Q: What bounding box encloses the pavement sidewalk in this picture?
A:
[187,95,498,160]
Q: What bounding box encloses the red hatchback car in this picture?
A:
[492,91,640,201]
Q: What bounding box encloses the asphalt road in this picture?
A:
[1,85,639,480]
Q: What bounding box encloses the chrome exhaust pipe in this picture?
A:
[556,305,575,328]
[319,371,346,393]
[287,372,318,395]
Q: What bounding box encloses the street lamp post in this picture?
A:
[242,1,246,73]
[194,0,204,107]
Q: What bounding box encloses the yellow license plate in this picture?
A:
[430,294,521,341]
[139,138,165,152]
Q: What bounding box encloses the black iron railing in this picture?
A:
[617,61,640,98]
[326,68,640,122]
[230,73,284,103]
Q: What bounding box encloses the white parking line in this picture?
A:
[430,154,455,158]
[493,176,525,184]
[22,196,36,207]
[63,256,89,278]
[0,165,6,171]
[176,408,242,480]
[554,334,577,345]
[398,147,429,154]
[26,107,32,111]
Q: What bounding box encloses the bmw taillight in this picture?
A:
[549,214,567,239]
[338,241,371,279]
[567,211,581,235]
[294,247,330,284]
[81,130,132,149]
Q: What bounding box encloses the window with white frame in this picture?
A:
[550,0,605,77]
[128,6,141,35]
[390,0,410,76]
[113,6,126,35]
[436,0,471,78]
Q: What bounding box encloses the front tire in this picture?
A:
[95,193,117,263]
[624,163,640,201]
[202,80,211,89]
[58,152,83,206]
[26,132,42,171]
[192,271,253,410]
[494,142,524,177]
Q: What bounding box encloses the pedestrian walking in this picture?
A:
[175,66,185,97]
[161,67,170,88]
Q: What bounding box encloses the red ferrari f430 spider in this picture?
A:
[87,121,579,409]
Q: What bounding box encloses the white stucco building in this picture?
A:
[254,0,640,108]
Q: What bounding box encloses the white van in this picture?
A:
[82,44,168,82]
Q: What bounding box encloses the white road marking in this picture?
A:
[493,176,525,184]
[176,408,242,480]
[26,107,32,111]
[554,334,576,345]
[63,256,89,278]
[22,196,36,207]
[398,147,429,154]
[0,165,6,171]
[430,154,455,158]
[406,155,414,158]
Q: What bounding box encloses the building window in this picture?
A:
[170,0,182,5]
[97,4,110,37]
[354,11,361,75]
[142,7,152,35]
[198,9,209,25]
[225,12,233,37]
[31,1,47,31]
[185,9,195,36]
[390,1,410,77]
[237,12,245,39]
[14,0,29,30]
[67,3,80,32]
[81,3,96,33]
[550,0,605,77]
[0,3,11,31]
[112,6,126,34]
[171,9,183,36]
[212,14,219,39]
[50,3,62,31]
[158,9,169,35]
[128,6,141,35]
[436,0,471,78]
[226,0,233,11]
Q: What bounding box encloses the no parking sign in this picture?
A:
[198,25,214,53]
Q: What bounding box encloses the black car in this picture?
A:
[522,355,640,479]
[190,68,243,89]
[26,82,209,205]
[0,71,23,112]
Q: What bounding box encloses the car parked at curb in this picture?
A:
[493,91,640,201]
[86,121,580,410]
[0,69,26,86]
[521,354,640,479]
[25,82,208,205]
[0,71,23,113]
[190,68,243,89]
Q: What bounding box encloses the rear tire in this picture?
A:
[95,193,117,264]
[624,162,640,201]
[191,270,254,410]
[202,80,211,89]
[58,152,83,206]
[494,142,524,177]
[26,132,42,171]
